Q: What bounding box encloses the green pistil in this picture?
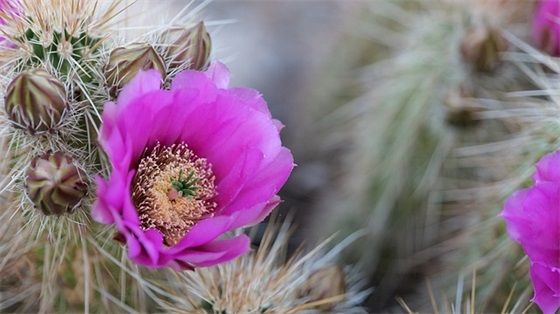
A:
[170,170,199,197]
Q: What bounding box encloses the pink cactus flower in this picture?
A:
[93,61,294,270]
[501,150,560,314]
[532,0,560,56]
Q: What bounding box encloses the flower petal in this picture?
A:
[221,148,294,216]
[502,182,560,266]
[204,61,230,89]
[502,150,560,314]
[534,150,560,182]
[227,87,271,117]
[91,178,116,224]
[228,196,281,230]
[169,215,235,253]
[175,235,251,268]
[117,69,163,108]
[531,262,560,314]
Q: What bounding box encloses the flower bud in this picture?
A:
[25,151,89,216]
[4,69,68,134]
[460,26,507,73]
[304,264,347,310]
[104,43,166,97]
[532,0,560,56]
[162,22,211,71]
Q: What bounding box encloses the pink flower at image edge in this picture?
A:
[500,150,560,314]
[0,0,17,48]
[532,0,560,56]
[93,61,294,270]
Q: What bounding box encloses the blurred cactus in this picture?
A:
[300,0,554,312]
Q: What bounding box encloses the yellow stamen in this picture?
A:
[131,142,217,246]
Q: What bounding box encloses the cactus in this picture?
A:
[0,1,367,312]
[0,0,222,312]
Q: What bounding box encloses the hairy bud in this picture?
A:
[5,69,68,134]
[104,43,166,97]
[25,152,89,216]
[162,22,211,71]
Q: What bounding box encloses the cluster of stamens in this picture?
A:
[132,142,217,246]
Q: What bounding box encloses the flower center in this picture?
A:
[131,142,217,246]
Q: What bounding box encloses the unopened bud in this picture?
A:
[304,264,347,310]
[460,26,507,73]
[5,69,68,134]
[25,152,89,216]
[104,43,166,97]
[162,22,211,71]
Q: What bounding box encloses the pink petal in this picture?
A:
[183,235,251,268]
[502,182,560,266]
[91,178,116,224]
[169,215,235,253]
[228,196,281,230]
[532,0,560,56]
[531,262,560,314]
[534,150,560,182]
[122,222,163,266]
[171,70,219,98]
[146,89,204,149]
[177,95,283,188]
[212,147,263,208]
[117,69,163,108]
[227,87,271,117]
[204,61,230,89]
[221,148,294,215]
[99,101,118,140]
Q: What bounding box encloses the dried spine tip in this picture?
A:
[162,21,211,71]
[104,43,166,97]
[4,69,68,134]
[25,152,89,216]
[132,142,217,246]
